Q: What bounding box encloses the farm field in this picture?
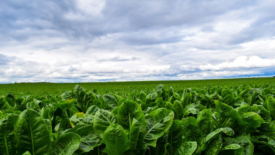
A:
[1,77,275,154]
[1,77,275,96]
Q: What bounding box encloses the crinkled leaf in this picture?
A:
[102,124,130,155]
[215,100,247,125]
[0,113,18,155]
[117,100,147,132]
[251,105,271,122]
[242,112,265,129]
[223,134,254,155]
[103,94,117,109]
[53,132,81,155]
[55,99,76,111]
[93,109,117,138]
[174,100,184,119]
[26,100,40,112]
[167,120,183,154]
[204,135,222,155]
[0,97,11,111]
[14,109,51,155]
[74,85,85,94]
[61,91,73,101]
[143,108,174,147]
[205,127,234,142]
[129,118,140,149]
[39,107,51,119]
[86,105,99,115]
[66,124,101,152]
[22,151,32,155]
[181,117,203,142]
[196,109,214,136]
[267,96,275,119]
[177,141,197,155]
[222,144,242,151]
[146,92,158,102]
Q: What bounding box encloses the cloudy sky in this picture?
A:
[1,0,275,83]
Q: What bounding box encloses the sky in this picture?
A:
[0,0,275,83]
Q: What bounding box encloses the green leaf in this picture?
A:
[182,92,192,106]
[39,107,51,119]
[102,124,130,155]
[53,132,81,155]
[0,97,11,111]
[197,127,234,154]
[65,124,101,153]
[129,118,140,149]
[181,117,203,142]
[14,109,51,155]
[224,134,251,145]
[221,144,242,151]
[204,135,222,155]
[196,109,214,136]
[267,96,275,119]
[70,112,85,126]
[177,141,197,155]
[61,91,73,101]
[22,151,32,155]
[204,127,234,142]
[0,113,18,155]
[184,103,199,117]
[251,136,275,154]
[146,92,158,103]
[93,109,117,138]
[74,85,85,94]
[259,122,275,139]
[173,91,181,101]
[220,144,244,155]
[215,100,247,125]
[223,134,254,155]
[139,91,147,103]
[86,105,99,115]
[103,94,118,109]
[242,112,264,129]
[174,100,184,119]
[55,99,76,111]
[26,100,40,112]
[58,118,72,131]
[118,100,147,132]
[143,108,174,147]
[167,120,183,154]
[250,105,271,122]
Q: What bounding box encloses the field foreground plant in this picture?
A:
[1,84,275,155]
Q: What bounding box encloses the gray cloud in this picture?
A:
[0,0,275,83]
[0,0,263,42]
[0,54,11,65]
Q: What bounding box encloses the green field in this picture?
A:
[1,77,275,154]
[1,77,275,96]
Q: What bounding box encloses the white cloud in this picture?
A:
[1,0,275,82]
[199,56,275,70]
[76,0,105,16]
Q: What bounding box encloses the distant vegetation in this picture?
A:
[1,78,275,96]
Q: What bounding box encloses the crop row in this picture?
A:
[1,84,275,155]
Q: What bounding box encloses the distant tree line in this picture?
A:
[14,82,55,84]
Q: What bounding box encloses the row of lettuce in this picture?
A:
[0,84,275,155]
